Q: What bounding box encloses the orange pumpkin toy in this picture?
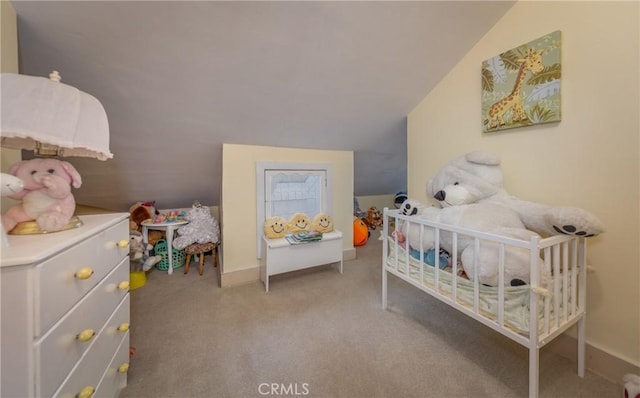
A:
[353,218,369,246]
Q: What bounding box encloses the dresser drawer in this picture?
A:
[36,258,129,398]
[94,334,130,398]
[51,295,129,398]
[35,219,129,335]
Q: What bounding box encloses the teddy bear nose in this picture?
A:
[434,190,446,201]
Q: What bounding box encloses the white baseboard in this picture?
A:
[547,333,640,386]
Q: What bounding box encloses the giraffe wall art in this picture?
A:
[482,31,561,133]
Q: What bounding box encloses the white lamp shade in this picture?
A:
[1,73,112,160]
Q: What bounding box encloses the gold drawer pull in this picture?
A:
[117,239,129,248]
[118,281,130,290]
[76,385,95,398]
[118,363,130,373]
[74,267,94,280]
[76,328,95,343]
[117,322,130,332]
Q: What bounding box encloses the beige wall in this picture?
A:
[1,0,22,212]
[220,143,354,286]
[408,1,639,379]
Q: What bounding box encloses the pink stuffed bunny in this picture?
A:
[1,158,82,232]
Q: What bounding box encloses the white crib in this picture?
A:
[381,208,587,398]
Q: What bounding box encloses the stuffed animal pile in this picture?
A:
[129,230,162,271]
[400,151,603,287]
[1,158,82,232]
[128,201,164,245]
[172,202,220,250]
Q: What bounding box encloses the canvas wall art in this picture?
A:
[482,30,561,133]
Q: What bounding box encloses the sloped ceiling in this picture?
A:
[10,1,514,211]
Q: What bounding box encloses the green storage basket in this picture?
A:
[154,239,186,271]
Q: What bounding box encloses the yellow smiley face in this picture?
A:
[264,216,288,239]
[288,213,311,233]
[312,213,334,233]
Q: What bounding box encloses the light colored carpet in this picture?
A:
[120,237,619,398]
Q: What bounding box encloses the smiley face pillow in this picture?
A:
[311,213,334,233]
[288,213,312,234]
[264,216,288,239]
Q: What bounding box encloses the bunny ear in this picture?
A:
[61,161,83,188]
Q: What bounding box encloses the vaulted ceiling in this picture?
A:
[11,1,514,211]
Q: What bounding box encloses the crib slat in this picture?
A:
[419,224,425,285]
[434,227,440,293]
[451,232,458,302]
[543,247,551,335]
[571,240,578,316]
[562,241,569,322]
[473,238,480,314]
[404,220,410,276]
[498,243,505,328]
[553,245,561,330]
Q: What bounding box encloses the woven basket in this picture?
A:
[154,239,186,271]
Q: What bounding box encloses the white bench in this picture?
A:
[260,230,343,292]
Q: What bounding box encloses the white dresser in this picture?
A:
[1,213,131,398]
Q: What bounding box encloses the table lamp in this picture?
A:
[1,71,112,242]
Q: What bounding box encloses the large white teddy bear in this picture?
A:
[401,151,603,287]
[402,201,544,287]
[426,151,604,238]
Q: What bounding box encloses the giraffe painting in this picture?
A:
[481,31,562,133]
[485,48,544,129]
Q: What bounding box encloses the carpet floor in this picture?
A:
[120,237,619,398]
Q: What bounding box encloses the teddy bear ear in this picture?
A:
[465,151,501,166]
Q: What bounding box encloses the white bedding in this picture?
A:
[386,237,555,335]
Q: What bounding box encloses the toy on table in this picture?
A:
[165,210,178,222]
[1,158,81,232]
